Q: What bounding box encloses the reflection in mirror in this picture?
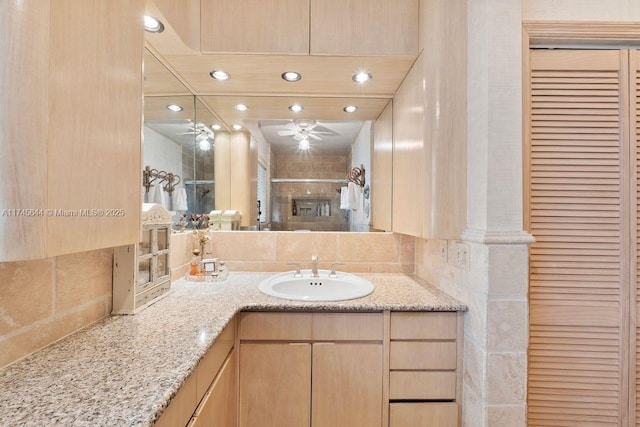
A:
[143,49,219,228]
[143,49,385,231]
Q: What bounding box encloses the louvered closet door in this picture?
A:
[528,50,631,426]
[632,49,640,426]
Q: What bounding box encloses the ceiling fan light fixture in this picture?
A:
[235,103,249,111]
[232,124,243,131]
[282,71,302,82]
[210,70,230,81]
[343,105,358,113]
[352,72,372,83]
[166,104,183,112]
[299,139,310,150]
[198,138,211,151]
[143,15,164,33]
[289,104,304,113]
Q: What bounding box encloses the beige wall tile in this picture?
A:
[211,231,276,261]
[0,259,54,335]
[0,298,108,369]
[487,405,526,427]
[56,249,113,313]
[463,337,486,400]
[275,232,337,262]
[487,299,527,352]
[463,382,487,427]
[170,232,190,268]
[487,352,527,404]
[488,244,528,297]
[337,232,400,262]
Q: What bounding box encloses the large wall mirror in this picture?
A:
[143,48,393,232]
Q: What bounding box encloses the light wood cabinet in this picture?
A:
[309,0,419,56]
[200,0,310,54]
[239,343,312,427]
[1,0,143,262]
[312,343,382,427]
[238,311,384,427]
[390,403,458,426]
[191,349,237,427]
[391,0,467,239]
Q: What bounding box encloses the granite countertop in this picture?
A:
[0,272,465,427]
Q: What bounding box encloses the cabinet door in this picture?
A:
[201,0,309,54]
[239,343,311,427]
[311,343,383,427]
[310,0,418,56]
[193,350,237,427]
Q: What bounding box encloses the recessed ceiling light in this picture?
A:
[166,104,183,112]
[299,139,310,150]
[282,71,302,82]
[235,103,249,111]
[352,72,372,83]
[210,70,230,81]
[211,124,222,130]
[143,15,164,33]
[289,104,304,112]
[343,105,358,113]
[232,124,243,131]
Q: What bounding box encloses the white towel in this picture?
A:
[171,188,188,211]
[148,183,167,209]
[346,182,359,209]
[340,186,349,209]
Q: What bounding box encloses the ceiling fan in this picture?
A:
[176,121,214,139]
[274,119,338,141]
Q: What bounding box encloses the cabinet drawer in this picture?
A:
[390,342,457,370]
[239,312,312,340]
[196,320,235,400]
[390,311,457,340]
[390,402,458,427]
[312,312,383,341]
[389,371,456,400]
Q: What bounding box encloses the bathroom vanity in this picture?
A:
[0,272,465,427]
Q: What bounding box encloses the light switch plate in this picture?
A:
[453,242,470,270]
[439,240,448,262]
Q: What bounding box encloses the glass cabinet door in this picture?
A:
[140,229,152,256]
[156,253,169,280]
[156,227,169,251]
[137,257,152,291]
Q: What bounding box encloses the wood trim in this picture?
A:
[382,310,390,427]
[523,28,532,233]
[524,21,640,46]
[456,311,464,427]
[630,48,639,427]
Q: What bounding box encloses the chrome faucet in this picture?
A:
[311,255,320,278]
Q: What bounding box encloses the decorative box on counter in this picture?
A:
[209,209,241,230]
[112,203,172,314]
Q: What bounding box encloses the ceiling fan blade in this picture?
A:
[293,134,304,142]
[309,134,322,140]
[278,130,298,136]
[313,125,339,135]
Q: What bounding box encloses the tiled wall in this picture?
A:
[170,230,415,278]
[0,249,113,369]
[415,238,529,427]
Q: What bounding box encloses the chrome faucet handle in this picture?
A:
[329,262,345,278]
[310,255,320,278]
[287,263,303,278]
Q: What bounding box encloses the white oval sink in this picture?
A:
[258,270,374,302]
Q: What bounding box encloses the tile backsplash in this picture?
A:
[0,249,113,368]
[171,231,415,279]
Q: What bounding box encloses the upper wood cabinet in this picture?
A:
[310,0,419,56]
[391,0,466,239]
[0,0,143,262]
[200,0,310,54]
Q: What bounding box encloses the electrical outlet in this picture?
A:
[453,242,470,270]
[439,240,448,262]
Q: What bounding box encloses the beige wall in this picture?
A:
[0,249,113,368]
[523,0,640,21]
